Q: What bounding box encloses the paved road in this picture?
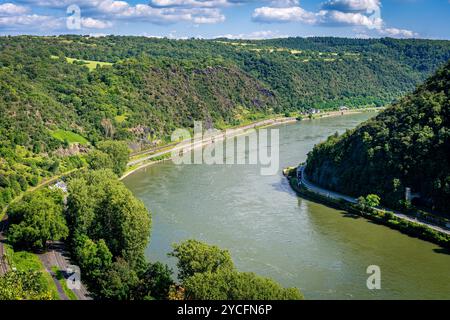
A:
[0,216,9,276]
[38,242,91,300]
[298,166,450,236]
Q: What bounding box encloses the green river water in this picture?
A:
[123,113,450,300]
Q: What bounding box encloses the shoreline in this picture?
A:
[284,167,450,248]
[120,108,380,180]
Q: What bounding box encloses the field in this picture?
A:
[51,55,113,71]
[51,129,89,145]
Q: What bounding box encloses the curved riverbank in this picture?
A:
[121,108,381,180]
[123,112,450,300]
[285,167,450,249]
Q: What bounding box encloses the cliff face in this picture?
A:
[305,61,450,215]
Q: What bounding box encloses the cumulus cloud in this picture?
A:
[0,3,29,15]
[317,9,382,28]
[217,29,288,39]
[149,0,230,8]
[0,14,62,29]
[252,0,417,38]
[81,17,113,29]
[321,0,381,13]
[380,27,418,38]
[13,0,227,25]
[252,6,317,24]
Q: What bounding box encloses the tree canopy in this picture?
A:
[306,60,450,215]
[7,188,68,250]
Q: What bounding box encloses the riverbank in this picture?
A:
[285,167,450,249]
[121,108,381,180]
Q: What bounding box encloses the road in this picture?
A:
[298,166,450,236]
[38,241,91,300]
[0,216,9,276]
[125,117,298,172]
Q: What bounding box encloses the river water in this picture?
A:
[123,113,450,300]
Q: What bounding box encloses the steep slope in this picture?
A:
[305,61,450,215]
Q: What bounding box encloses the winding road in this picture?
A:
[298,166,450,236]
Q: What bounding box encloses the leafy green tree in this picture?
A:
[0,271,53,300]
[169,240,234,281]
[67,169,151,268]
[365,194,381,207]
[73,234,113,281]
[98,258,139,300]
[306,61,450,215]
[136,262,174,300]
[184,269,303,300]
[86,150,114,171]
[96,141,130,176]
[7,189,68,250]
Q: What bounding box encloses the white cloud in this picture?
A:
[252,0,417,37]
[0,3,29,15]
[252,6,317,24]
[321,0,381,13]
[218,29,288,39]
[81,17,113,29]
[15,0,227,25]
[149,0,230,8]
[268,0,299,7]
[0,14,62,29]
[380,27,418,38]
[317,9,382,28]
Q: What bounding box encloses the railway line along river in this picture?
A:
[123,112,450,300]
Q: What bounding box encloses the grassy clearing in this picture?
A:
[51,266,78,300]
[51,129,89,145]
[66,57,113,71]
[51,55,113,71]
[5,245,59,299]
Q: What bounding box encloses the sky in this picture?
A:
[0,0,449,39]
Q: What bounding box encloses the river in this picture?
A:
[123,112,450,300]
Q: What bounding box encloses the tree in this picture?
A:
[136,262,174,300]
[169,240,234,281]
[96,141,129,176]
[365,194,381,207]
[73,234,113,282]
[7,189,68,250]
[0,271,53,300]
[86,150,114,171]
[98,258,139,300]
[67,169,151,268]
[184,269,303,300]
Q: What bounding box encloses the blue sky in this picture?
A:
[0,0,449,39]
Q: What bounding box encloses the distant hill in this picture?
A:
[1,36,450,151]
[305,60,450,215]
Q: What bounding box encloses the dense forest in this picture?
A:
[305,60,450,216]
[1,35,450,300]
[0,35,450,213]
